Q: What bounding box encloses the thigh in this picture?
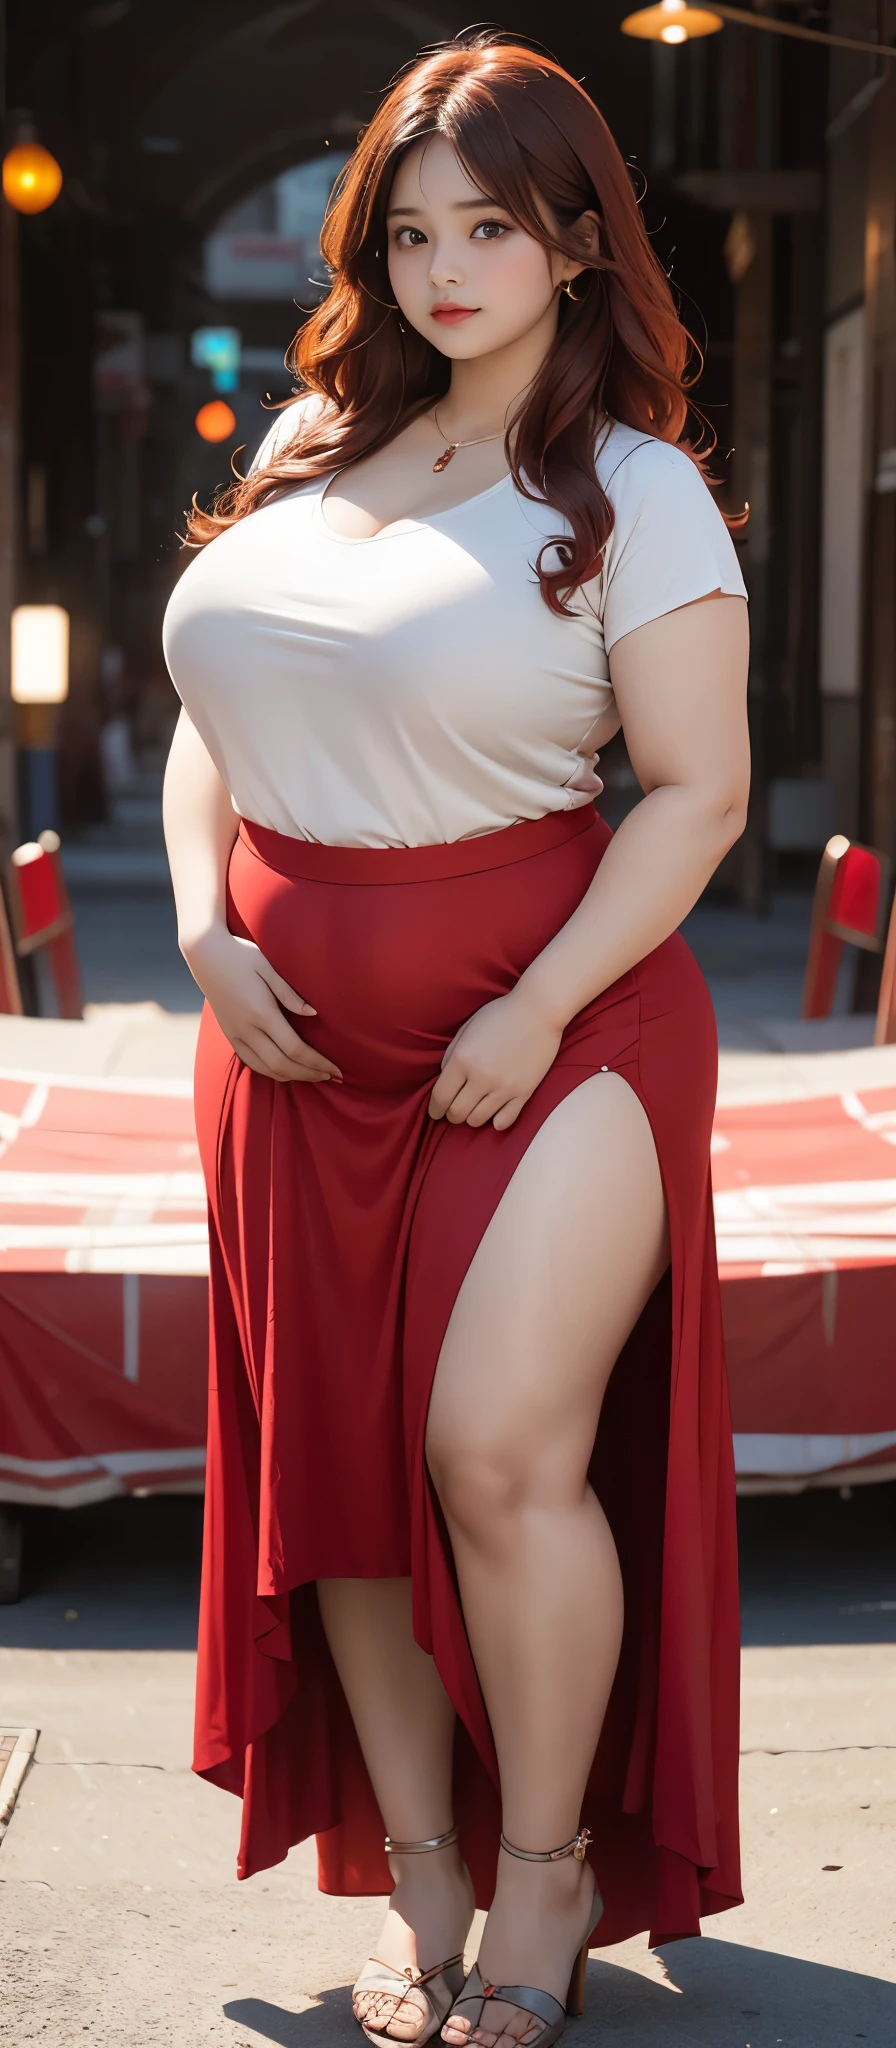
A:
[426,1074,670,1488]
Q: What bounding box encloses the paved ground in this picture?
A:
[1,1488,894,2046]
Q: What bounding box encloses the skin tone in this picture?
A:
[163,134,749,2048]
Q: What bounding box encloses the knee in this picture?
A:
[426,1419,536,1545]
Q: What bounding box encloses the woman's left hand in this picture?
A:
[428,985,563,1131]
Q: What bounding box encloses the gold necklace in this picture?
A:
[431,404,503,474]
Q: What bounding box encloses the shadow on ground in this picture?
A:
[650,1937,895,2045]
[4,1483,895,1652]
[224,1940,896,2046]
[225,1990,356,2046]
[738,1484,896,1647]
[1,1494,203,1649]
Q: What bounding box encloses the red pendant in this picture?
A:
[432,444,457,473]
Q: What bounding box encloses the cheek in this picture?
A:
[388,250,426,306]
[481,242,555,313]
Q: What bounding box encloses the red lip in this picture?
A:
[430,304,478,324]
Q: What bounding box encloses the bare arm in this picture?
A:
[162,708,342,1083]
[518,591,750,1025]
[430,591,749,1128]
[162,705,240,954]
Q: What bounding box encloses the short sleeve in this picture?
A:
[598,440,747,656]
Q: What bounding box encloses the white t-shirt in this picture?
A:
[162,406,747,848]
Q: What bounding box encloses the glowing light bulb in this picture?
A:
[621,2,723,43]
[2,141,63,215]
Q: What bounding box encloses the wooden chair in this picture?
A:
[0,883,23,1013]
[5,830,83,1019]
[801,835,891,1021]
[874,889,896,1044]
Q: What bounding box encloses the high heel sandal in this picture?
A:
[353,1826,468,2045]
[442,1828,603,2047]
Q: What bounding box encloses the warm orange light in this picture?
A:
[2,141,63,215]
[622,1,723,43]
[11,605,70,704]
[195,400,237,443]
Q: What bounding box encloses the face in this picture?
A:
[386,135,578,360]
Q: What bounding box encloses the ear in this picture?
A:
[560,208,601,286]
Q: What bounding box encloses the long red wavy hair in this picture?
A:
[186,32,716,612]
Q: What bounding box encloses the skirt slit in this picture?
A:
[191,804,741,1947]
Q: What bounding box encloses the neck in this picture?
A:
[439,298,560,435]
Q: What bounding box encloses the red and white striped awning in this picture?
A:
[713,1080,896,1489]
[0,1064,207,1508]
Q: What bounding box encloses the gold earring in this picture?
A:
[563,277,584,301]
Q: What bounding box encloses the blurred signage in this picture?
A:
[202,154,349,303]
[204,234,311,302]
[191,326,241,394]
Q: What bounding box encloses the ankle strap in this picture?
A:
[500,1827,593,1864]
[384,1825,458,1855]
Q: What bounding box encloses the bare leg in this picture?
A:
[317,1577,474,2038]
[425,1075,670,2047]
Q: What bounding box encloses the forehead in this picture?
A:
[387,135,488,211]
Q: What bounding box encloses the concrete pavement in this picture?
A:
[1,1490,894,2046]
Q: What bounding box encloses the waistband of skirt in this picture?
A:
[237,803,598,885]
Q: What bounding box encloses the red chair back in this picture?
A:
[6,831,83,1020]
[801,836,890,1020]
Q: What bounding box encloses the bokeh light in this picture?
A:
[194,401,237,443]
[2,141,64,214]
[621,2,722,43]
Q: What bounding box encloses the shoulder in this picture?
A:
[596,419,719,521]
[589,419,747,645]
[247,390,332,473]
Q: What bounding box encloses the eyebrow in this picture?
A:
[385,197,501,219]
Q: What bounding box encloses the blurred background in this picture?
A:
[2,11,896,2041]
[0,1,893,1023]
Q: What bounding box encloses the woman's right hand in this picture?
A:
[184,922,342,1084]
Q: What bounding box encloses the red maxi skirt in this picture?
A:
[192,802,742,1948]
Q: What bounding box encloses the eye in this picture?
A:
[471,218,511,240]
[392,226,427,247]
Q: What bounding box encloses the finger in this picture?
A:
[445,1081,491,1126]
[235,1032,320,1082]
[251,999,342,1077]
[256,955,318,1016]
[231,1037,294,1081]
[491,1094,529,1131]
[240,1027,334,1083]
[464,1091,510,1129]
[428,1067,468,1119]
[255,1019,342,1080]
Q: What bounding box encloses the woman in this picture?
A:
[163,34,749,2048]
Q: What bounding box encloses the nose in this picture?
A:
[428,238,466,290]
